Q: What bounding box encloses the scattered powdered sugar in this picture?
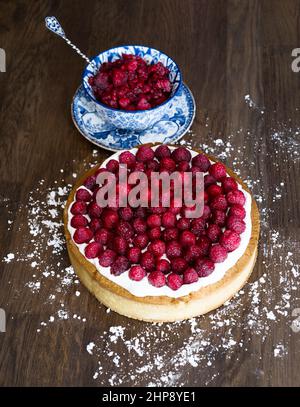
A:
[1,119,300,386]
[244,94,265,114]
[273,343,287,358]
[86,342,96,355]
[3,253,14,263]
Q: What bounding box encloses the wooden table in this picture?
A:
[0,0,300,387]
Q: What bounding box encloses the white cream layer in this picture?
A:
[68,146,252,298]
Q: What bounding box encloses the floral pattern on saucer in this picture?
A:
[71,83,195,151]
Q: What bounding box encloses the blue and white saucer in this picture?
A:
[71,84,196,152]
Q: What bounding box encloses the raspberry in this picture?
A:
[99,249,117,267]
[85,242,102,259]
[190,166,202,177]
[102,209,119,229]
[220,230,241,252]
[94,228,112,245]
[195,258,215,277]
[178,161,190,171]
[147,214,161,228]
[137,97,151,110]
[169,204,181,215]
[197,235,211,256]
[209,244,228,263]
[167,273,183,290]
[92,186,100,200]
[106,159,119,173]
[228,204,246,219]
[88,201,103,218]
[148,227,161,241]
[136,146,155,162]
[171,147,192,162]
[133,218,147,233]
[176,218,190,230]
[126,59,138,72]
[226,216,246,234]
[183,267,199,284]
[206,184,222,198]
[150,206,167,215]
[119,207,134,221]
[114,236,128,254]
[163,227,179,242]
[76,188,92,202]
[94,71,109,89]
[117,220,134,239]
[127,247,141,263]
[190,218,205,236]
[71,201,87,215]
[210,194,228,211]
[147,159,160,172]
[192,154,211,172]
[202,205,211,220]
[171,257,188,274]
[183,244,202,262]
[148,271,166,287]
[133,162,146,172]
[134,233,149,249]
[180,230,196,247]
[155,145,171,160]
[134,207,148,218]
[161,211,176,228]
[209,162,227,180]
[156,259,171,274]
[140,252,155,271]
[89,218,103,233]
[119,151,136,167]
[148,239,166,257]
[84,175,96,190]
[71,214,88,228]
[212,210,226,226]
[226,190,246,206]
[222,177,238,193]
[160,157,176,172]
[206,224,222,243]
[166,241,182,259]
[73,227,93,244]
[111,256,130,276]
[204,174,216,187]
[155,78,171,92]
[119,97,131,109]
[129,265,146,281]
[112,68,127,87]
[204,192,210,206]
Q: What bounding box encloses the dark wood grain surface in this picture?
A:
[0,0,300,387]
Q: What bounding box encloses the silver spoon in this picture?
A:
[45,16,97,70]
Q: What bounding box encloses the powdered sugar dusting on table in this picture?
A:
[1,113,300,385]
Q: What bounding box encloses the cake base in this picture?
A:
[64,145,260,322]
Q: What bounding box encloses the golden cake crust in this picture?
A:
[64,144,260,321]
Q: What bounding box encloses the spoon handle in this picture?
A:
[45,16,96,68]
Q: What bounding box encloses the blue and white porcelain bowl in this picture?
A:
[82,45,182,131]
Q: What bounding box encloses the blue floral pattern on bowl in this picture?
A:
[72,83,195,152]
[82,45,182,131]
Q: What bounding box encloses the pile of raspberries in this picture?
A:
[70,145,247,291]
[88,54,172,111]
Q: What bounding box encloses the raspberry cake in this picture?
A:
[64,144,259,322]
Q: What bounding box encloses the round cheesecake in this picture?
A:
[64,144,259,322]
